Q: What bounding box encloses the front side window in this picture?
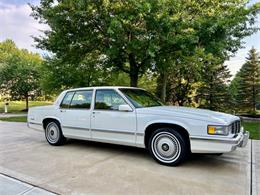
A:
[119,88,163,108]
[60,91,75,108]
[95,89,127,110]
[70,90,93,109]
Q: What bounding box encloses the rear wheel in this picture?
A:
[148,128,189,166]
[45,121,66,146]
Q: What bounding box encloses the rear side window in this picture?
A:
[70,90,93,109]
[60,92,74,108]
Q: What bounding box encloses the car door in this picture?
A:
[58,90,93,139]
[91,89,136,145]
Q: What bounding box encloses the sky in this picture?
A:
[0,0,259,77]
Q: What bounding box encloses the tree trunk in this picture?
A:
[129,54,139,87]
[252,82,256,115]
[178,100,184,106]
[25,93,29,111]
[130,72,138,87]
[160,71,167,102]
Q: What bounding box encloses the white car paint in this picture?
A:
[28,86,249,153]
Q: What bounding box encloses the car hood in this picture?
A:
[136,106,239,125]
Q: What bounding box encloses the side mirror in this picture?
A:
[118,104,132,112]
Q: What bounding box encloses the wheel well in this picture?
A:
[144,123,190,150]
[42,118,60,130]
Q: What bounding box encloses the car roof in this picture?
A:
[65,86,143,92]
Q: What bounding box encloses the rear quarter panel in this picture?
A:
[28,105,58,130]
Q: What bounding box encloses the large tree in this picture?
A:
[0,40,42,110]
[30,0,260,105]
[196,60,232,112]
[31,0,163,87]
[157,48,204,106]
[235,47,260,114]
[155,0,260,102]
[39,52,110,93]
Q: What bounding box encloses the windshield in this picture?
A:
[119,88,163,108]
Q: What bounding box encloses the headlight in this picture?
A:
[208,125,229,135]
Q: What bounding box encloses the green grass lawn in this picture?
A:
[0,116,27,122]
[242,121,260,140]
[0,101,52,113]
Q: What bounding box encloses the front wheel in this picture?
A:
[45,121,66,146]
[148,128,189,166]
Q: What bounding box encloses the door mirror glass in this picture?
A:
[118,104,132,112]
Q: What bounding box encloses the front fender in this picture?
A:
[143,119,190,133]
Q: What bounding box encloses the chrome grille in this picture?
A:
[231,120,240,134]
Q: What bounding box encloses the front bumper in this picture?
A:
[190,130,250,153]
[237,130,249,148]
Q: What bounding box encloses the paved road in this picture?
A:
[0,173,56,195]
[0,121,258,195]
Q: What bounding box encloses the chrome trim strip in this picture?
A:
[62,126,138,135]
[190,136,240,145]
[62,126,136,135]
[62,125,140,136]
[91,128,135,135]
[62,126,90,131]
[29,122,42,126]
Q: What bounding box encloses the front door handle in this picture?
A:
[92,111,101,114]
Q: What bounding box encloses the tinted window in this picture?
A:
[119,88,163,108]
[60,92,74,108]
[70,90,93,109]
[95,89,127,110]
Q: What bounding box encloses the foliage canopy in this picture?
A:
[0,40,42,109]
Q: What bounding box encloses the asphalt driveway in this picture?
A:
[0,121,259,195]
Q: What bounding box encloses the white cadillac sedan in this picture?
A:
[28,86,249,166]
